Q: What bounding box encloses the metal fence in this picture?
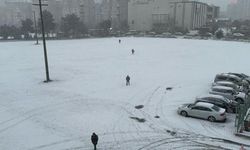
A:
[235,96,250,133]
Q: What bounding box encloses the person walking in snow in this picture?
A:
[126,75,130,86]
[240,145,246,150]
[91,133,98,150]
[119,39,121,43]
[132,49,135,55]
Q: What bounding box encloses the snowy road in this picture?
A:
[0,38,250,149]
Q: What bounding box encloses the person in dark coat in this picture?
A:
[132,49,135,55]
[119,39,121,43]
[91,133,98,150]
[126,75,130,86]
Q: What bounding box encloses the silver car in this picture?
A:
[212,81,241,92]
[177,102,226,122]
[209,86,246,104]
[214,73,243,86]
[195,94,238,113]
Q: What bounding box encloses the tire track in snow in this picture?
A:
[0,100,76,134]
[144,86,161,106]
[120,85,249,150]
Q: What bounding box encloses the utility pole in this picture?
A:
[33,11,39,45]
[33,0,51,82]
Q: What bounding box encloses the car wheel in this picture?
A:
[180,111,188,117]
[235,98,244,104]
[208,116,216,122]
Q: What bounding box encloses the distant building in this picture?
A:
[227,0,250,20]
[0,5,6,26]
[169,1,208,30]
[32,0,63,26]
[2,1,32,26]
[47,0,63,25]
[128,0,218,31]
[128,0,161,31]
[97,0,128,30]
[95,3,102,25]
[62,0,81,17]
[79,0,96,28]
[207,5,220,22]
[99,0,112,22]
[111,0,128,30]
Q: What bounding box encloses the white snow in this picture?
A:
[0,37,250,150]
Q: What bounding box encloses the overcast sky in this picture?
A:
[1,0,229,11]
[199,0,229,11]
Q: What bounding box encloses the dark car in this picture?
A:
[214,73,243,86]
[228,73,250,91]
[195,94,238,113]
[228,73,249,79]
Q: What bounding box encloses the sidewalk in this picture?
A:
[235,131,250,139]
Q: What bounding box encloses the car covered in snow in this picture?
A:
[228,73,249,79]
[177,102,226,122]
[209,86,246,104]
[195,94,238,113]
[212,81,241,92]
[228,73,250,90]
[214,73,243,86]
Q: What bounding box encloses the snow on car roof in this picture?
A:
[215,81,236,85]
[229,73,249,78]
[197,94,225,100]
[197,94,230,103]
[195,102,214,108]
[212,86,234,90]
[219,73,242,80]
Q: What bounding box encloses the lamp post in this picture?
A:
[33,11,39,45]
[33,0,51,82]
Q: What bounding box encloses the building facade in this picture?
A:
[128,0,159,31]
[206,5,220,22]
[79,0,96,28]
[1,1,32,26]
[96,0,128,30]
[128,0,218,32]
[227,0,250,20]
[169,1,208,30]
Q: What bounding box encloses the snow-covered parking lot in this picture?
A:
[0,37,250,150]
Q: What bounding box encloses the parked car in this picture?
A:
[209,86,246,104]
[212,81,242,92]
[228,72,250,90]
[177,102,226,122]
[214,73,243,86]
[228,73,249,79]
[195,94,238,113]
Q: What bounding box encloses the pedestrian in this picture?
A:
[126,75,130,86]
[119,39,121,43]
[132,49,135,55]
[240,145,246,150]
[91,133,98,150]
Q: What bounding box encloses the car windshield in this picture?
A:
[212,105,220,112]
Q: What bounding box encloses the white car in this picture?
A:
[177,102,226,122]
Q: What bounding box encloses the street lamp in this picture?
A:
[33,11,39,45]
[33,0,51,82]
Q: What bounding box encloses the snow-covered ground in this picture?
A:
[0,37,250,150]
